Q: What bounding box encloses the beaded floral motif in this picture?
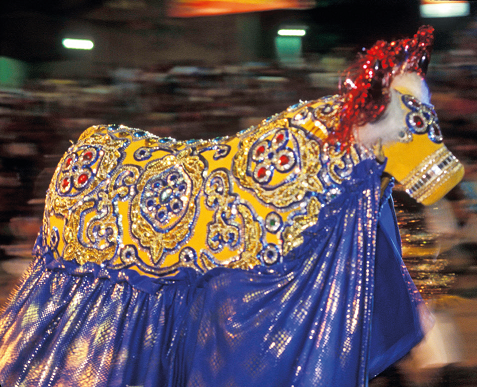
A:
[44,126,128,264]
[233,119,323,209]
[130,150,205,265]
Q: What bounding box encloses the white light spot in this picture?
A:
[62,38,94,50]
[420,2,470,18]
[278,29,306,37]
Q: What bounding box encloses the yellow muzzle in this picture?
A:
[382,92,464,205]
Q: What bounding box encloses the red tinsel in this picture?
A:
[335,25,434,150]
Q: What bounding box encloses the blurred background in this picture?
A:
[1,0,477,385]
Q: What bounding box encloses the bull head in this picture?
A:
[356,72,464,205]
[346,26,464,205]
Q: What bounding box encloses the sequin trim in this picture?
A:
[401,147,462,202]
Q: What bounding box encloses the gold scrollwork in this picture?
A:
[43,127,131,264]
[62,195,118,265]
[281,197,322,256]
[47,128,123,218]
[228,203,262,269]
[53,164,143,265]
[205,170,239,252]
[311,97,343,130]
[204,169,262,269]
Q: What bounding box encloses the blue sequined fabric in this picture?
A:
[0,157,429,386]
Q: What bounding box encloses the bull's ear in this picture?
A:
[368,60,385,101]
[419,53,429,75]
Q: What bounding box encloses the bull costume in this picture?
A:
[0,26,465,386]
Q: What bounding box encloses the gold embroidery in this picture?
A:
[63,197,117,265]
[42,95,364,277]
[44,127,127,264]
[48,135,122,217]
[228,203,262,269]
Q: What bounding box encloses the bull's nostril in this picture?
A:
[398,129,413,143]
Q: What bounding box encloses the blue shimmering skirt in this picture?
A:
[0,161,429,387]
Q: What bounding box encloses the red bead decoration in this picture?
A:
[256,145,266,156]
[83,151,93,160]
[66,157,72,167]
[78,174,89,185]
[62,178,70,188]
[257,167,267,179]
[275,133,285,143]
[279,155,289,166]
[413,115,424,128]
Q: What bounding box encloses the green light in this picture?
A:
[62,38,94,50]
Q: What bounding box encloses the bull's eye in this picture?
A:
[400,93,443,144]
[407,113,428,134]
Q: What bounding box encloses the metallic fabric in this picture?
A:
[0,158,428,386]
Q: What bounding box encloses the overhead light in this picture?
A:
[278,29,306,37]
[62,38,94,50]
[420,1,470,18]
